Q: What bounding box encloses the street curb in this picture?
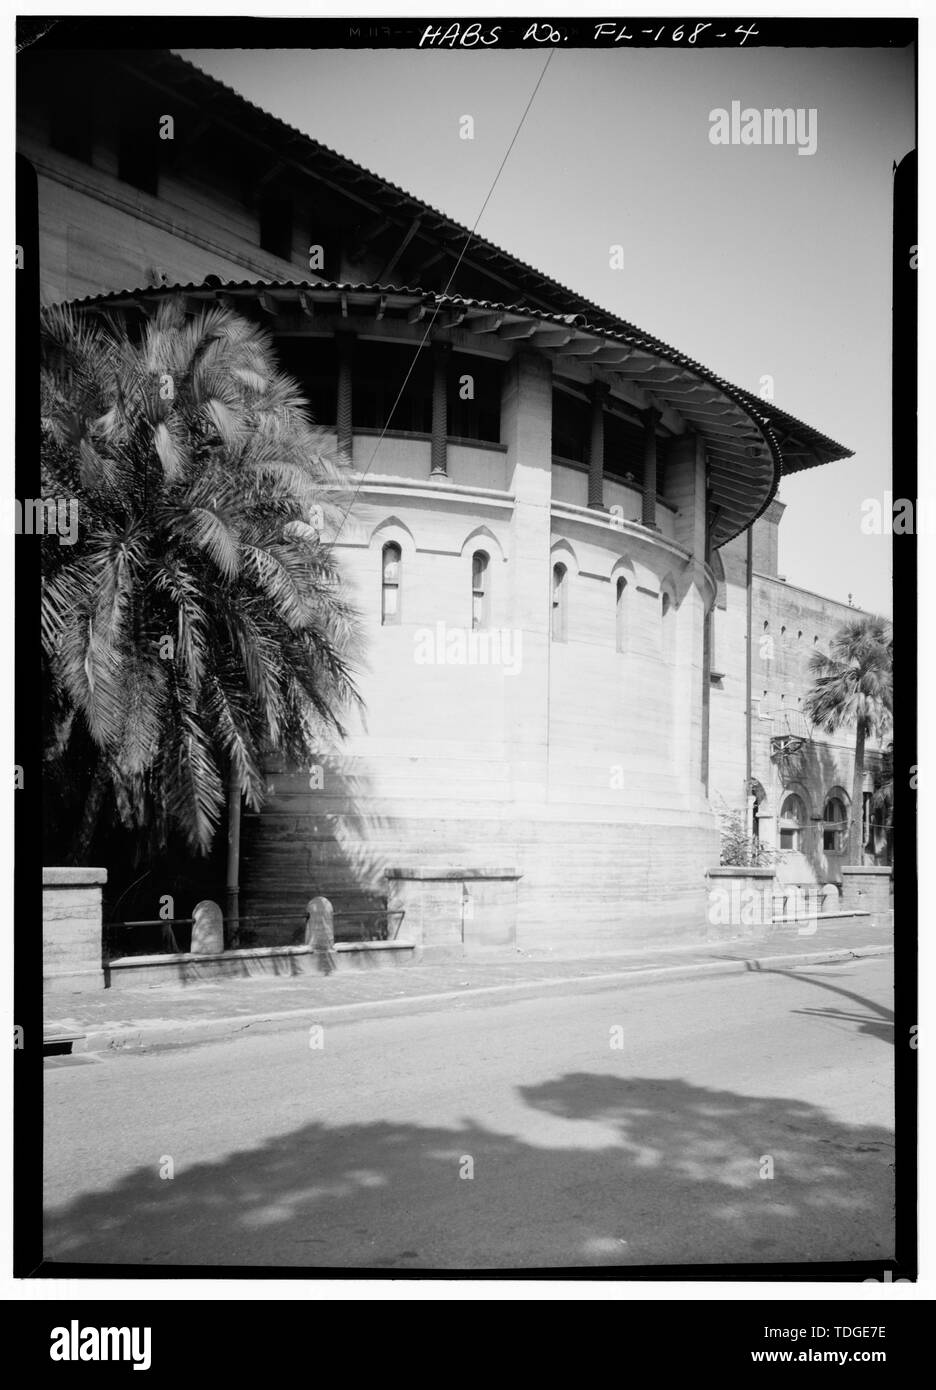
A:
[59,943,894,1057]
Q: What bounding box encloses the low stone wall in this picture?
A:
[43,867,107,993]
[105,939,418,989]
[704,865,882,944]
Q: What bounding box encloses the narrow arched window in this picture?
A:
[381,542,401,625]
[615,576,627,653]
[660,589,675,660]
[471,551,489,630]
[823,795,847,853]
[551,563,567,642]
[779,793,807,852]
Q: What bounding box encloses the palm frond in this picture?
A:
[42,295,363,860]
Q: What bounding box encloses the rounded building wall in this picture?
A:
[336,482,700,815]
[243,414,720,953]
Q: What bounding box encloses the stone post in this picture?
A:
[305,895,338,973]
[841,866,893,931]
[43,867,107,993]
[705,866,776,943]
[191,900,224,955]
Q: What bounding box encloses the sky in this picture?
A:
[182,44,914,615]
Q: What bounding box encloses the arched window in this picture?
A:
[659,588,676,662]
[471,551,489,630]
[381,542,401,625]
[823,794,848,853]
[551,563,567,642]
[615,576,627,653]
[779,793,807,852]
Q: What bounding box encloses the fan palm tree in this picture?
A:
[41,296,362,865]
[803,615,893,864]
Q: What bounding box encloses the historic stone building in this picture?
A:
[710,501,888,890]
[22,47,870,954]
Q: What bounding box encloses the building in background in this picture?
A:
[709,500,888,891]
[22,46,871,954]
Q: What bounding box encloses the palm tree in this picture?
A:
[41,296,362,865]
[803,615,893,864]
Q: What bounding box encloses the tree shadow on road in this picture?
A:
[787,1007,894,1044]
[43,1073,895,1273]
[759,966,895,1045]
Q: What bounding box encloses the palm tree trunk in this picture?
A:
[849,722,867,864]
[225,764,241,947]
[69,761,109,864]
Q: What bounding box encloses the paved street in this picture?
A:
[44,955,894,1270]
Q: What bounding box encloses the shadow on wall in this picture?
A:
[44,1072,894,1271]
[239,752,394,944]
[768,739,882,886]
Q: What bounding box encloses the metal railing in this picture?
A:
[102,905,406,962]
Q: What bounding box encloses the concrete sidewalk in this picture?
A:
[44,916,894,1055]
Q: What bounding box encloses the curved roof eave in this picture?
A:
[114,50,851,481]
[64,276,848,548]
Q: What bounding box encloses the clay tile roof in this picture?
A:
[97,48,849,476]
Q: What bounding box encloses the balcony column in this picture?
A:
[587,380,609,509]
[430,341,450,477]
[641,405,660,530]
[336,329,354,462]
